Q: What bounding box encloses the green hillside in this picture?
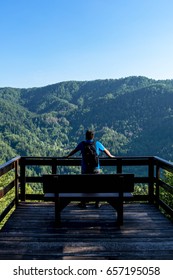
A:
[1,76,173,164]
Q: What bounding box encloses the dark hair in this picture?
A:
[86,130,94,140]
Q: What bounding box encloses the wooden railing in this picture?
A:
[1,156,173,226]
[0,156,20,224]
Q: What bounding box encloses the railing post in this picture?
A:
[14,159,19,206]
[19,157,26,201]
[116,158,122,173]
[155,164,160,208]
[52,158,57,174]
[148,157,154,203]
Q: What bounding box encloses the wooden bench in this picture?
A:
[42,173,134,226]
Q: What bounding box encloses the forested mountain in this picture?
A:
[1,76,173,164]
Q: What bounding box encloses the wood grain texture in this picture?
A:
[0,202,173,260]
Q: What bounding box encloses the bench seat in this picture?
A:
[44,192,133,199]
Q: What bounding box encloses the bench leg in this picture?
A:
[116,200,123,226]
[54,198,71,226]
[55,200,61,226]
[108,199,123,226]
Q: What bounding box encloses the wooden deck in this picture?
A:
[0,202,173,260]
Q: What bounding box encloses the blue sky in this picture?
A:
[0,0,173,88]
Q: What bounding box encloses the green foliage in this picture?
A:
[1,76,173,164]
[160,170,173,210]
[134,184,148,195]
[0,171,39,229]
[0,171,15,229]
[163,170,173,185]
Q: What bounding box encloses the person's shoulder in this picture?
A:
[95,140,101,146]
[77,141,85,147]
[96,140,105,149]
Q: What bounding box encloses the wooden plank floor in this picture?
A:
[0,202,173,260]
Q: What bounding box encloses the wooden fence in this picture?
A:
[1,155,173,225]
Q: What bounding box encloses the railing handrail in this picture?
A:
[0,156,21,176]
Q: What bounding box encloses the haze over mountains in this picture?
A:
[1,76,173,164]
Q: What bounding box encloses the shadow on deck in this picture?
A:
[0,202,173,260]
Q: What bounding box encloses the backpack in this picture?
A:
[83,141,99,172]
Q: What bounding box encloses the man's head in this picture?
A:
[86,130,94,140]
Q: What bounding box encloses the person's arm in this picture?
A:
[66,148,78,158]
[104,148,115,158]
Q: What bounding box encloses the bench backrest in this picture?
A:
[42,174,134,193]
